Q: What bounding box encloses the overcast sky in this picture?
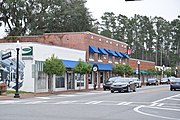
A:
[86,0,180,21]
[0,0,180,38]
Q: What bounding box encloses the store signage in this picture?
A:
[92,64,98,72]
[2,51,11,60]
[22,46,33,56]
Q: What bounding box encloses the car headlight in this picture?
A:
[121,84,127,87]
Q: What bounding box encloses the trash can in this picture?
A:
[0,83,7,95]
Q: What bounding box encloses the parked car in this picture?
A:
[146,78,158,86]
[160,78,170,84]
[110,78,136,93]
[168,76,175,82]
[103,77,119,90]
[170,78,180,91]
[131,77,142,88]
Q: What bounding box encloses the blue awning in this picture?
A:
[98,48,108,55]
[89,62,113,71]
[104,49,118,57]
[63,60,78,68]
[119,52,130,59]
[115,51,124,58]
[89,46,100,53]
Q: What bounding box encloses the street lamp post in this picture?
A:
[175,67,178,77]
[162,65,165,78]
[137,61,140,81]
[14,41,20,98]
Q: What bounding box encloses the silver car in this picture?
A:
[131,77,142,88]
[110,78,136,93]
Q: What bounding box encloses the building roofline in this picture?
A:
[44,31,128,45]
[85,32,128,45]
[0,32,128,45]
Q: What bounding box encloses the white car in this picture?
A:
[168,76,176,82]
[131,78,142,88]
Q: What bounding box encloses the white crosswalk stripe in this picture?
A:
[53,101,77,104]
[85,101,103,104]
[24,101,47,104]
[35,97,51,99]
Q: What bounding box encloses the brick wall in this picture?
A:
[0,32,155,69]
[129,59,155,70]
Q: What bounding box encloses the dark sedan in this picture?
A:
[146,78,158,86]
[103,77,119,90]
[170,78,180,91]
[110,78,136,93]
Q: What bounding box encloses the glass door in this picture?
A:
[67,72,74,89]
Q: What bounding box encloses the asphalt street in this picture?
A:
[0,85,180,120]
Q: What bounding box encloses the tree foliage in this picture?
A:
[98,12,180,67]
[43,54,65,76]
[112,64,133,76]
[164,69,172,77]
[147,68,157,76]
[73,60,92,75]
[0,0,95,36]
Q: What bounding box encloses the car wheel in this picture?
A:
[127,86,130,92]
[104,88,106,91]
[133,87,136,92]
[170,88,173,91]
[111,90,114,93]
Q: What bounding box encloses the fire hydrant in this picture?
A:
[94,82,97,90]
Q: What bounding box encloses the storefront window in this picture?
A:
[108,55,112,62]
[115,57,119,63]
[37,71,47,89]
[75,73,84,87]
[89,52,94,60]
[98,54,102,61]
[55,75,65,88]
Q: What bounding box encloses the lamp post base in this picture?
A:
[14,93,20,98]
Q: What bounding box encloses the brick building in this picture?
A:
[0,32,155,92]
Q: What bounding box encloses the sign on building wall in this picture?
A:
[22,46,33,56]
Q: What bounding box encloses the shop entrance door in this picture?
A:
[67,72,74,89]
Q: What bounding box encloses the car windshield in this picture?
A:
[174,79,180,82]
[131,78,139,81]
[162,78,168,80]
[107,77,118,82]
[114,78,129,83]
[148,79,155,81]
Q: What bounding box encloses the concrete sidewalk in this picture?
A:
[0,89,103,100]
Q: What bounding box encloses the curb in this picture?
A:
[0,88,103,100]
